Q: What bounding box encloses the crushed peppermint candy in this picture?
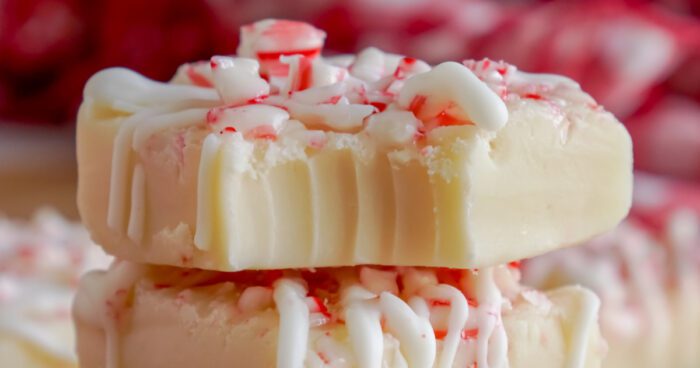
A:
[85,19,601,153]
[128,19,599,150]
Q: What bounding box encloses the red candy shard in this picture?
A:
[325,95,342,105]
[185,65,213,88]
[245,125,277,141]
[434,329,448,339]
[307,296,331,318]
[393,57,418,79]
[206,108,222,124]
[219,126,237,134]
[429,299,452,307]
[409,95,427,115]
[317,351,330,364]
[434,328,480,340]
[296,56,314,92]
[523,92,543,100]
[247,95,269,104]
[369,101,387,112]
[435,111,473,127]
[461,328,479,340]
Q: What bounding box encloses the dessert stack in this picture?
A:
[73,20,633,367]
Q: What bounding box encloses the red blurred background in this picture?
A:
[1,0,699,216]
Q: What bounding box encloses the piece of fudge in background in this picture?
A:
[0,210,112,368]
[523,173,700,368]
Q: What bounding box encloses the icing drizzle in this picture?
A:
[273,278,310,368]
[74,261,145,368]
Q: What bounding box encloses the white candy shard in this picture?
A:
[237,286,274,313]
[351,47,401,82]
[283,99,375,132]
[359,267,399,295]
[85,68,219,113]
[210,56,269,105]
[311,59,348,87]
[207,104,289,136]
[290,82,347,105]
[363,110,421,147]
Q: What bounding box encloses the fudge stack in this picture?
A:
[73,19,633,368]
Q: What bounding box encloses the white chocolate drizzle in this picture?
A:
[273,278,310,368]
[74,261,144,368]
[344,296,383,368]
[421,284,469,368]
[474,267,508,368]
[276,266,516,367]
[194,133,222,251]
[566,288,601,368]
[126,163,145,243]
[380,292,437,367]
[85,67,219,113]
[106,107,209,239]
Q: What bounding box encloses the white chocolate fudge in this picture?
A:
[523,209,700,368]
[0,210,112,368]
[76,20,632,271]
[74,262,606,368]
